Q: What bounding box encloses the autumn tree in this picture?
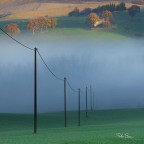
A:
[102,10,113,28]
[50,18,57,29]
[36,16,51,32]
[86,13,99,28]
[45,18,51,31]
[128,5,140,18]
[27,16,57,34]
[102,10,112,21]
[36,17,46,32]
[103,20,111,28]
[26,19,40,35]
[4,23,20,36]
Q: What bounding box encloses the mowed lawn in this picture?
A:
[0,109,144,144]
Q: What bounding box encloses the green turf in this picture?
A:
[0,11,144,38]
[0,108,144,144]
[113,11,144,36]
[57,16,87,28]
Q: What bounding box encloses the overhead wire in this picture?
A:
[0,27,88,91]
[37,50,64,82]
[38,49,82,93]
[66,79,78,93]
[0,27,34,51]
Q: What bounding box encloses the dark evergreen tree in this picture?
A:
[128,5,140,18]
[68,7,80,16]
[116,2,127,11]
[80,8,92,16]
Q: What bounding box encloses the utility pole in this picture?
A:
[86,86,88,118]
[64,77,67,128]
[90,85,92,111]
[34,48,37,134]
[78,88,81,126]
[93,92,95,111]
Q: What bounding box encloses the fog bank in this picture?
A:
[0,34,144,113]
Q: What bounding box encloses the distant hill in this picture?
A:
[0,0,129,5]
[0,0,32,4]
[0,0,141,21]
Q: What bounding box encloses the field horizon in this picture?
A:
[0,108,144,144]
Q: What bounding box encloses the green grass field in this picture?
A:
[113,11,144,37]
[0,109,144,144]
[0,11,144,38]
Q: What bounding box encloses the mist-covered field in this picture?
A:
[0,109,144,144]
[1,8,144,144]
[0,31,144,113]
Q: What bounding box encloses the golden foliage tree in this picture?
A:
[102,10,112,21]
[45,18,51,31]
[26,19,40,35]
[86,13,99,28]
[50,18,57,29]
[26,16,56,34]
[103,20,111,28]
[4,23,20,36]
[36,17,46,32]
[102,10,113,28]
[36,16,51,32]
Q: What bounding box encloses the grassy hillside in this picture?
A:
[113,11,144,36]
[0,109,144,144]
[0,10,144,38]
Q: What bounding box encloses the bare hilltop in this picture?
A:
[0,0,143,20]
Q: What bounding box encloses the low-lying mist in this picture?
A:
[0,33,144,113]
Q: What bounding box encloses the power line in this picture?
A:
[37,50,64,82]
[0,27,87,93]
[66,79,78,93]
[0,27,34,51]
[38,50,82,92]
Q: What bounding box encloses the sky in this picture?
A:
[0,33,144,113]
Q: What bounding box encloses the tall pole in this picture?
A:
[64,77,67,128]
[90,85,92,111]
[93,92,94,111]
[78,88,80,126]
[86,86,88,118]
[34,48,37,134]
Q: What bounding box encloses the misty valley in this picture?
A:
[0,33,144,113]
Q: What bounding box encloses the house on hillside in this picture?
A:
[94,19,104,27]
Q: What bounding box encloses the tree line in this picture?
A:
[68,2,127,17]
[4,16,57,36]
[69,3,141,28]
[68,2,140,18]
[3,3,141,35]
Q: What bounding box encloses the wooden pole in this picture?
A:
[64,77,67,128]
[78,88,81,126]
[34,48,37,134]
[86,86,88,117]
